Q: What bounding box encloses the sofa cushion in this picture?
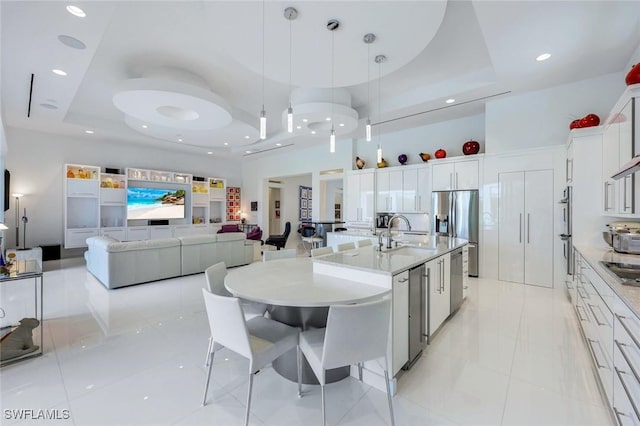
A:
[106,238,180,253]
[178,235,218,246]
[218,224,241,233]
[247,227,263,241]
[216,232,246,242]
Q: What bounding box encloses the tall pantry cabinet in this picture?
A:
[498,169,554,287]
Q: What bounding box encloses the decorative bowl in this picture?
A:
[398,154,408,165]
[419,152,431,162]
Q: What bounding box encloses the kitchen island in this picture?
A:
[312,235,469,393]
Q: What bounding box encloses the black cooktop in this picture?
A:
[600,261,640,286]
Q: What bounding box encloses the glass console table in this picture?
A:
[0,260,44,366]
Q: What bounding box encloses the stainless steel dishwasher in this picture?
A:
[404,264,425,370]
[450,248,464,314]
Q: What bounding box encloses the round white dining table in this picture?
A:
[225,257,390,383]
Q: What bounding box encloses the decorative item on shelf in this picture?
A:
[398,154,408,165]
[434,149,447,159]
[66,169,75,178]
[377,158,388,168]
[626,63,640,86]
[569,119,582,129]
[419,152,431,162]
[462,140,480,155]
[355,156,366,169]
[579,113,600,128]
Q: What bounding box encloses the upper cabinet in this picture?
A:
[345,170,375,224]
[601,84,640,217]
[432,159,479,191]
[375,165,430,214]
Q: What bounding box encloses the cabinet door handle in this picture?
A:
[519,214,522,243]
[566,158,569,182]
[613,407,631,426]
[440,259,445,292]
[527,213,530,244]
[577,286,590,300]
[575,305,587,322]
[616,314,640,349]
[604,182,610,211]
[615,340,640,387]
[624,177,629,211]
[586,338,608,369]
[398,277,409,283]
[587,303,608,327]
[615,367,640,421]
[456,172,459,189]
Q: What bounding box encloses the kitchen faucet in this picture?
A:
[378,214,412,249]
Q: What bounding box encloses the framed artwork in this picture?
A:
[251,201,258,211]
[299,185,312,221]
[227,187,241,221]
[275,210,280,218]
[275,200,280,208]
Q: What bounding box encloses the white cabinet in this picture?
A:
[127,226,149,241]
[498,169,554,287]
[618,99,634,214]
[432,159,478,191]
[345,170,375,223]
[149,226,173,239]
[391,271,409,375]
[66,229,99,248]
[425,252,450,339]
[376,169,402,212]
[100,228,126,241]
[462,245,469,299]
[401,167,430,213]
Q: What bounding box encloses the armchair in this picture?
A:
[265,221,291,250]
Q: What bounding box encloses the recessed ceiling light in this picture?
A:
[224,142,229,146]
[177,138,183,142]
[536,53,551,62]
[85,130,94,134]
[141,124,148,129]
[40,103,58,109]
[339,123,345,127]
[58,34,86,50]
[66,5,86,17]
[311,130,316,135]
[244,135,250,139]
[207,151,213,155]
[445,98,455,104]
[276,143,282,146]
[302,118,308,122]
[245,150,252,154]
[326,117,331,121]
[52,69,67,76]
[296,125,301,129]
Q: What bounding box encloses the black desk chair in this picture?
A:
[265,221,291,250]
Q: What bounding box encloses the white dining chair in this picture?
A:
[203,262,269,366]
[201,288,301,426]
[263,248,297,261]
[298,298,395,426]
[311,246,334,257]
[336,242,356,252]
[357,239,373,248]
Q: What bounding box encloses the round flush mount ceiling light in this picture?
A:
[536,53,551,62]
[58,35,86,50]
[445,98,455,104]
[52,69,67,76]
[85,130,94,134]
[66,5,86,17]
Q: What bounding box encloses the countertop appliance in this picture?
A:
[432,190,479,276]
[603,221,640,254]
[450,248,464,314]
[559,186,573,275]
[404,264,425,370]
[600,261,640,286]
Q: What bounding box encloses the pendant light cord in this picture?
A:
[331,28,335,130]
[289,17,292,106]
[367,43,371,121]
[261,0,265,112]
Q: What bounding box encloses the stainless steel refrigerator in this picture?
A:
[432,190,479,277]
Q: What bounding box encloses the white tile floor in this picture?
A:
[0,257,614,426]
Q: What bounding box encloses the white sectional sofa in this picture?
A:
[85,233,254,289]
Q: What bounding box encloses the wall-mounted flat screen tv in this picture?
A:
[127,187,185,220]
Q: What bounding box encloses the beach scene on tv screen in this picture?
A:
[127,187,185,220]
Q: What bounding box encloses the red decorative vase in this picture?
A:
[626,63,640,86]
[462,140,480,155]
[434,149,447,159]
[569,119,582,129]
[579,113,600,128]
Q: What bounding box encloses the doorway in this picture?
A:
[269,187,281,235]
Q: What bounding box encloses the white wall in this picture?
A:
[355,114,485,168]
[4,127,242,251]
[485,73,625,153]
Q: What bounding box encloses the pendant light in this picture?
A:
[285,7,297,133]
[375,54,386,163]
[259,0,267,139]
[363,33,375,142]
[328,19,339,153]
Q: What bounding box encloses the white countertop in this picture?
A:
[224,257,390,307]
[314,236,468,276]
[574,244,640,317]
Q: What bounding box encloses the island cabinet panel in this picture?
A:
[391,271,409,375]
[425,252,450,339]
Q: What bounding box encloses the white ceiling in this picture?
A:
[2,1,639,157]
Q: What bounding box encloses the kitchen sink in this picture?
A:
[600,261,640,286]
